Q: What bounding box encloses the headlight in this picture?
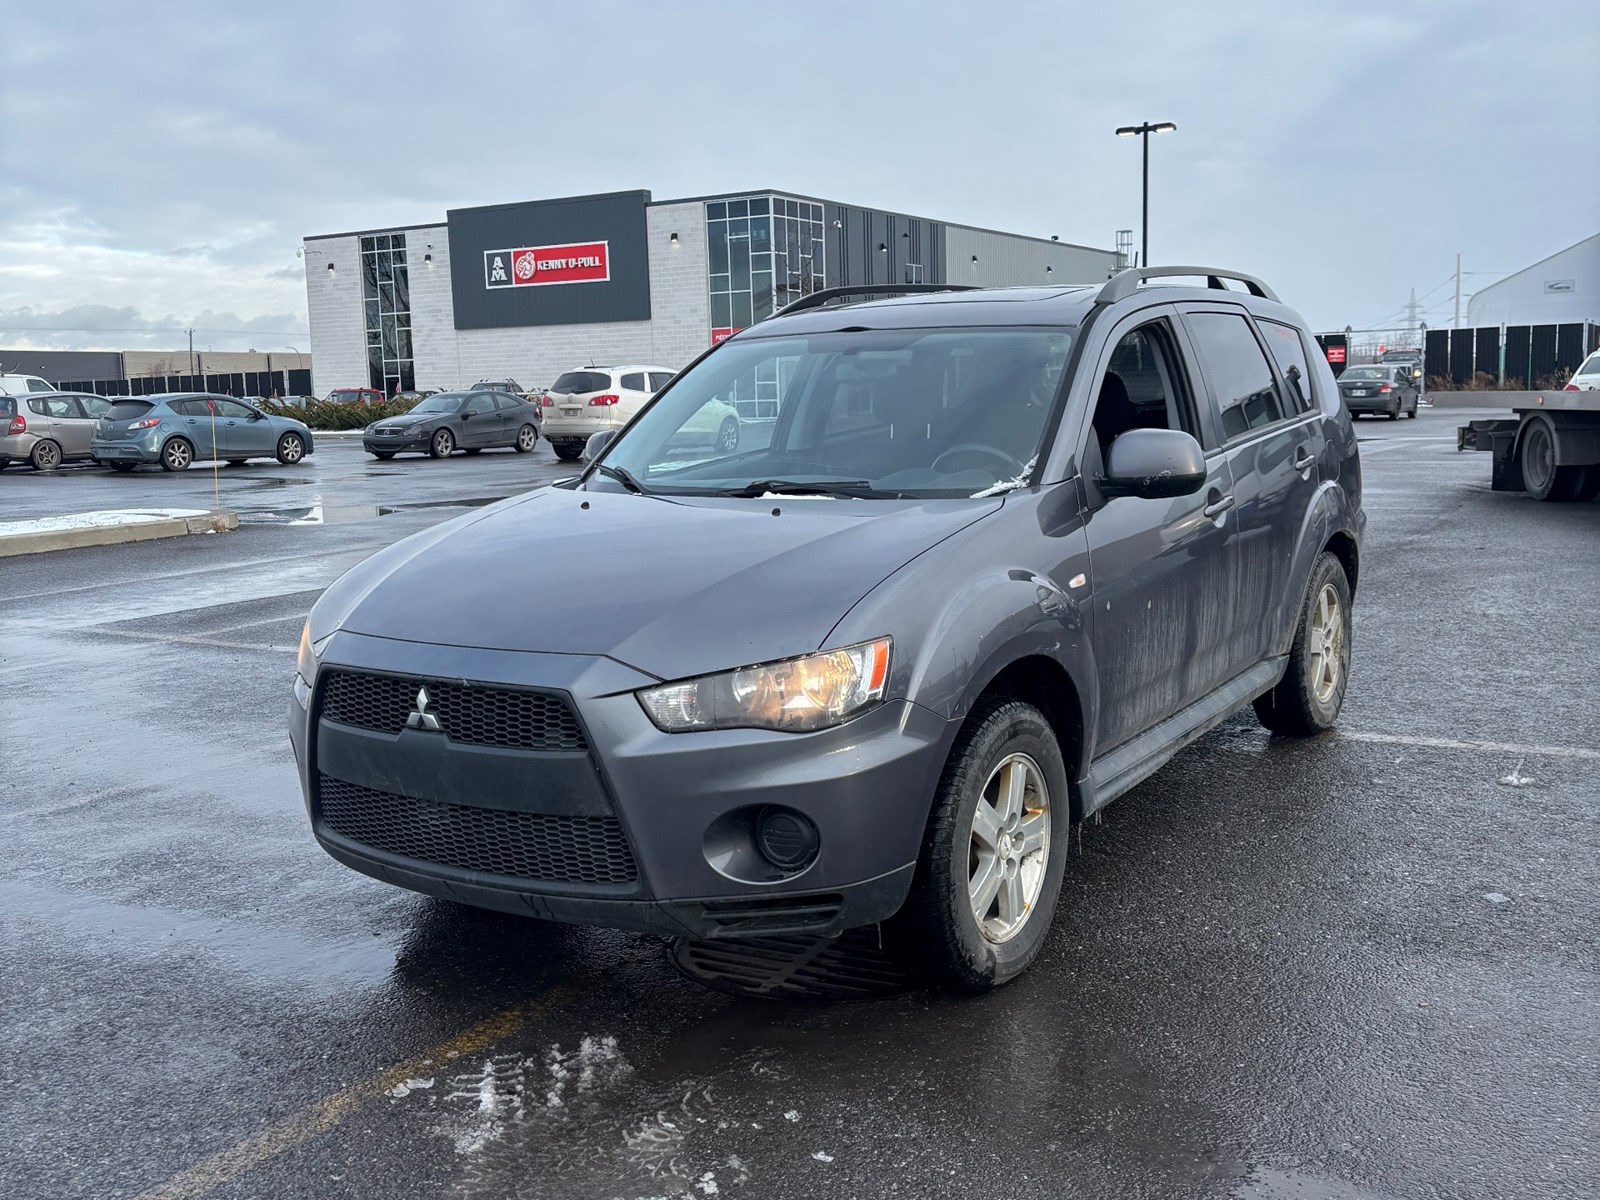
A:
[297,620,319,681]
[638,638,891,734]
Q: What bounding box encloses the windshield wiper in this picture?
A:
[591,463,650,494]
[718,478,891,499]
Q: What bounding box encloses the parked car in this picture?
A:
[471,379,525,397]
[326,388,385,406]
[1337,364,1418,419]
[541,366,676,460]
[91,394,315,471]
[292,268,1364,992]
[0,373,57,396]
[272,395,318,409]
[361,390,541,459]
[593,393,738,459]
[1565,350,1600,391]
[0,391,115,470]
[394,389,438,403]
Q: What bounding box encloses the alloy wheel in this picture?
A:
[967,753,1051,944]
[164,440,192,470]
[1308,583,1344,703]
[517,425,537,451]
[279,434,304,463]
[32,441,61,470]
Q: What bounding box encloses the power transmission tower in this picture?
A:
[1403,288,1420,337]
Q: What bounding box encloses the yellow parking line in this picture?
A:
[134,985,576,1200]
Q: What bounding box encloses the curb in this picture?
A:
[0,511,240,558]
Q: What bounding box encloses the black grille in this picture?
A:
[317,775,637,885]
[319,670,587,751]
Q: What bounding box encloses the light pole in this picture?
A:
[1115,121,1177,268]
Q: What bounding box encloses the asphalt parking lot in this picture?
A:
[3,411,1596,1200]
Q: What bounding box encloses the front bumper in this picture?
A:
[363,432,430,453]
[290,632,954,938]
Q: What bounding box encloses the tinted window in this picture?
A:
[109,400,154,420]
[649,371,675,391]
[620,372,647,392]
[551,371,611,394]
[1341,367,1387,381]
[78,395,113,417]
[1186,312,1284,439]
[493,394,521,410]
[462,394,495,415]
[1259,320,1314,412]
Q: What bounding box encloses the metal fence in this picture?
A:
[1316,322,1597,387]
[53,369,314,398]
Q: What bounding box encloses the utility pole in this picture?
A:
[187,328,196,376]
[1453,254,1462,330]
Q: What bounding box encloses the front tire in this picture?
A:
[1254,551,1352,735]
[161,437,194,472]
[275,432,306,465]
[514,424,538,453]
[429,428,455,459]
[896,699,1070,992]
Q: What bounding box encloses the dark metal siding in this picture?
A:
[1503,327,1531,387]
[1447,329,1473,387]
[0,350,122,383]
[1530,325,1557,381]
[1473,327,1500,379]
[446,191,652,330]
[1424,329,1449,382]
[1554,324,1587,374]
[823,204,945,289]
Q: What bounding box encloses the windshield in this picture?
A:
[552,371,612,394]
[1342,367,1388,380]
[593,327,1074,498]
[410,394,464,413]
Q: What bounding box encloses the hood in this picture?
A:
[372,413,439,429]
[325,488,1000,680]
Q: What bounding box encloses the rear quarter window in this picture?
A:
[0,398,14,417]
[620,372,647,392]
[1258,319,1314,413]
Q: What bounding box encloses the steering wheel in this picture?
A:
[932,442,1025,478]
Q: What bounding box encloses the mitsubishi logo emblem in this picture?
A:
[406,686,442,731]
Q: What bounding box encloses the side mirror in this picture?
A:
[582,429,617,462]
[1102,428,1207,499]
[460,409,473,419]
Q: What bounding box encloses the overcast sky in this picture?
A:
[2,0,1595,355]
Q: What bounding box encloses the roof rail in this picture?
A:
[773,283,980,318]
[1096,266,1279,305]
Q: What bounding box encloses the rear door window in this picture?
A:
[1257,320,1314,413]
[648,371,675,391]
[620,372,647,392]
[1184,311,1285,440]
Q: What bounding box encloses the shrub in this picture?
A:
[259,398,418,430]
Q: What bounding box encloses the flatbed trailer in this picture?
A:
[1458,392,1600,502]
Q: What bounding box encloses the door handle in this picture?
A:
[1292,449,1316,471]
[1203,494,1235,519]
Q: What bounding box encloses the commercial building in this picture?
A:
[1466,232,1599,327]
[0,348,312,397]
[303,188,1120,398]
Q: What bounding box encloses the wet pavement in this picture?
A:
[2,410,1595,1200]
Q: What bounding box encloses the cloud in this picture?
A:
[1,0,1595,344]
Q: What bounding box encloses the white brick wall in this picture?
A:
[307,205,718,394]
[303,235,364,396]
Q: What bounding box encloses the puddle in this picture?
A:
[378,496,504,514]
[237,504,380,526]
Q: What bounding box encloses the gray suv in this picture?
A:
[290,267,1364,991]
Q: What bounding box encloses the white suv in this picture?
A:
[0,373,57,396]
[1566,351,1600,391]
[541,366,676,461]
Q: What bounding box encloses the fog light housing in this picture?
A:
[755,807,819,871]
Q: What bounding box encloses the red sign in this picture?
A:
[484,241,609,288]
[1325,345,1346,364]
[710,327,742,345]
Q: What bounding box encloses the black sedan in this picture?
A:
[1337,365,1419,419]
[363,391,542,459]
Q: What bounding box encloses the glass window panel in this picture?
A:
[381,320,399,360]
[392,248,406,267]
[753,271,773,321]
[709,225,728,274]
[367,348,384,390]
[812,205,824,222]
[728,216,748,243]
[772,221,786,252]
[732,249,751,291]
[360,236,376,253]
[397,328,413,360]
[728,198,748,218]
[393,271,409,313]
[707,201,726,220]
[785,199,798,217]
[377,254,393,283]
[391,232,406,249]
[750,217,770,254]
[361,255,378,298]
[400,361,415,391]
[711,293,732,327]
[732,292,753,328]
[364,299,380,329]
[711,273,730,292]
[749,197,769,215]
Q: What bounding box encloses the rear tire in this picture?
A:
[30,439,63,470]
[1254,552,1352,736]
[894,699,1070,992]
[1519,417,1584,501]
[430,428,455,458]
[552,442,583,461]
[275,432,306,465]
[160,438,194,472]
[514,424,538,453]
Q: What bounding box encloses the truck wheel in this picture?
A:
[1519,417,1585,501]
[894,698,1070,992]
[1254,552,1352,736]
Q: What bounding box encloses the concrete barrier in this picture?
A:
[0,510,240,557]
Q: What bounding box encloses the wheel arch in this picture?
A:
[967,654,1088,817]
